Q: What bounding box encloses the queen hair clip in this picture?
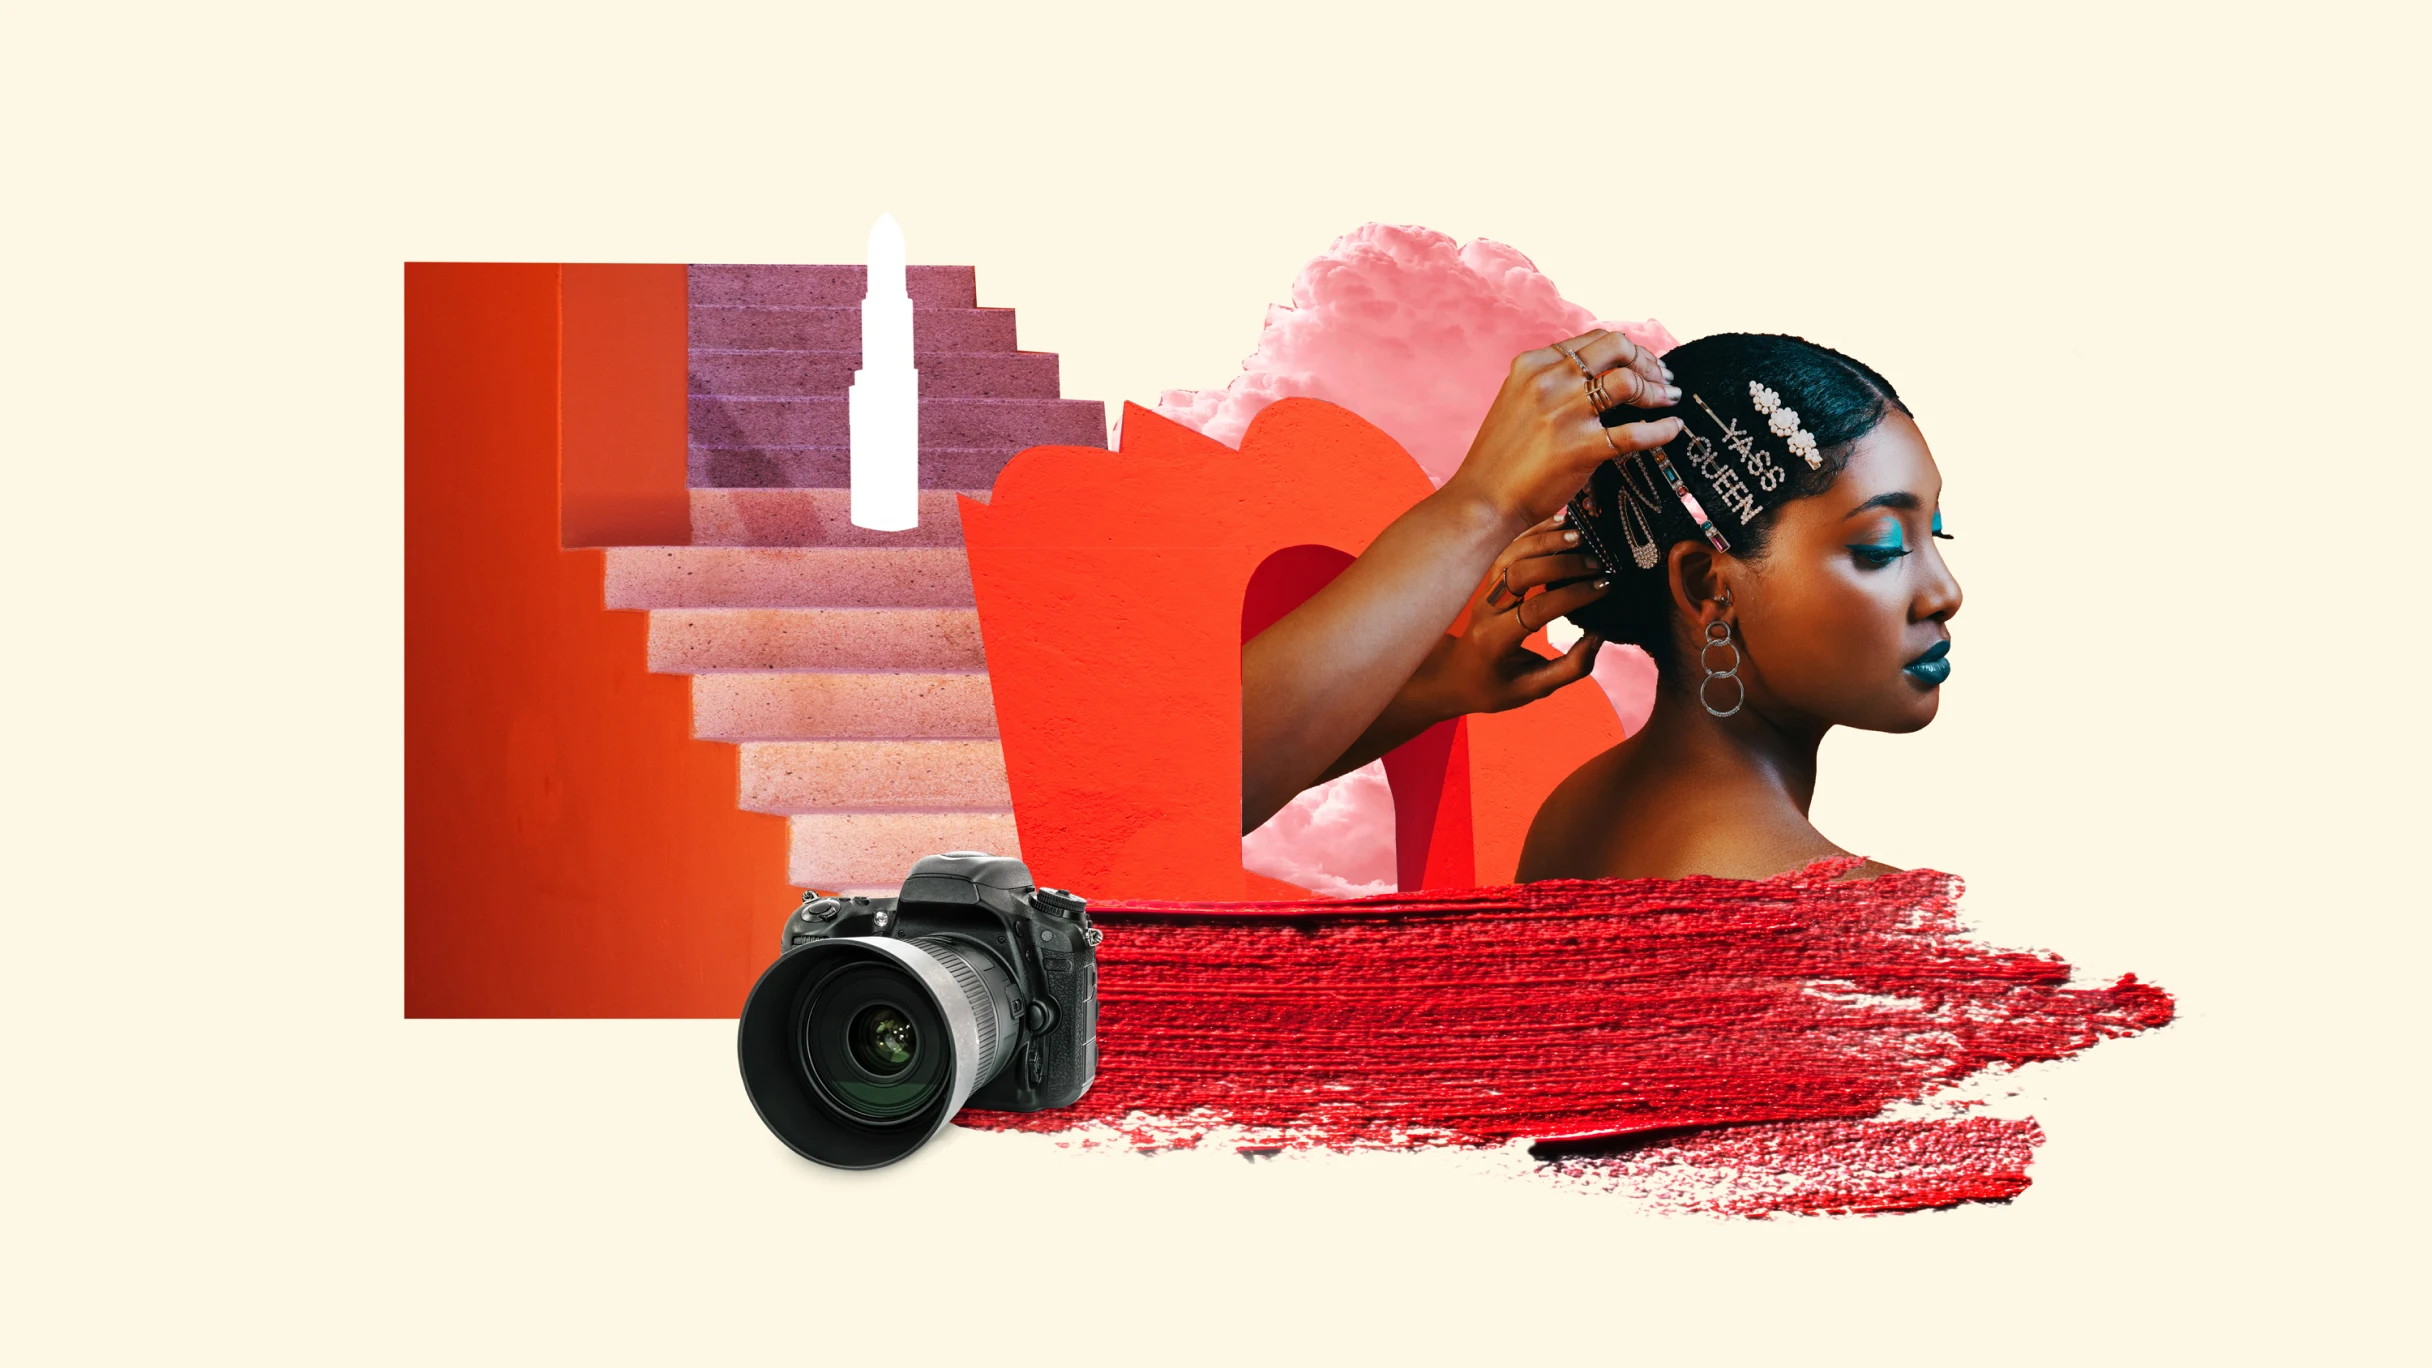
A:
[1569,377,1823,572]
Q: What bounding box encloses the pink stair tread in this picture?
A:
[647,608,985,673]
[689,349,1061,399]
[604,547,974,609]
[688,395,1105,449]
[688,446,1039,490]
[689,305,1017,352]
[790,812,1023,888]
[738,739,1011,813]
[689,489,984,547]
[689,671,998,741]
[688,263,978,309]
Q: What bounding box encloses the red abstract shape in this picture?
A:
[961,399,1625,899]
[961,861,2172,1216]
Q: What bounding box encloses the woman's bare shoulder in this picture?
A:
[1516,745,1633,881]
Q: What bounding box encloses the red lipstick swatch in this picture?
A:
[962,860,2170,1215]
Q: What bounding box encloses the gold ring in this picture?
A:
[1586,372,1615,414]
[1601,423,1623,456]
[1516,596,1538,634]
[1487,568,1514,607]
[1550,341,1594,378]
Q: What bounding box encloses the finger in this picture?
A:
[1594,414,1684,458]
[1483,525,1590,607]
[1592,364,1681,412]
[1503,551,1605,599]
[1508,575,1611,639]
[1524,330,1608,384]
[1524,631,1605,697]
[1494,526,1591,574]
[1547,329,1611,371]
[1575,331,1674,396]
[1512,577,1613,636]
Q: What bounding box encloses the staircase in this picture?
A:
[602,264,1106,895]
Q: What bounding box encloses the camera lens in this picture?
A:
[850,1005,916,1073]
[738,936,1019,1168]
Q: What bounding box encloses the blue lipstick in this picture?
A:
[1904,639,1951,686]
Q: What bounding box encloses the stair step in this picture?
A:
[688,349,1062,399]
[689,305,1016,352]
[688,264,977,309]
[603,546,973,608]
[789,811,1022,888]
[691,671,998,740]
[690,488,984,547]
[690,395,1105,450]
[648,608,985,672]
[688,446,1032,491]
[738,739,1011,813]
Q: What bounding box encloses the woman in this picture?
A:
[1242,331,1958,882]
[1518,332,1959,880]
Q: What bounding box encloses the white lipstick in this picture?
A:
[849,212,919,530]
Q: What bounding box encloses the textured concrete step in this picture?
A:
[689,306,1016,352]
[603,547,973,608]
[647,608,985,672]
[691,671,998,741]
[688,264,977,309]
[738,739,1011,813]
[789,811,1022,888]
[690,396,1105,450]
[688,348,1062,399]
[688,446,1029,491]
[690,488,984,547]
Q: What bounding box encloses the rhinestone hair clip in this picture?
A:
[1748,382,1822,469]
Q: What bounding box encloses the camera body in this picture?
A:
[778,851,1099,1115]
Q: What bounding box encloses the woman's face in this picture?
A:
[1734,409,1963,733]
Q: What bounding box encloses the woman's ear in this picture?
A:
[1666,543,1725,620]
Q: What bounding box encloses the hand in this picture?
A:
[1409,517,1611,719]
[1309,519,1611,787]
[1443,329,1685,531]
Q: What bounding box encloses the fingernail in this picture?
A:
[1563,530,1579,544]
[1664,385,1683,402]
[1585,558,1603,571]
[1660,364,1674,382]
[1553,506,1568,525]
[1594,578,1610,590]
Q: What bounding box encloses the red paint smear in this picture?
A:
[1541,1119,2047,1217]
[961,860,2171,1215]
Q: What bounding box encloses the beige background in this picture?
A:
[6,2,2425,1362]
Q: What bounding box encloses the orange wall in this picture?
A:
[404,263,795,1017]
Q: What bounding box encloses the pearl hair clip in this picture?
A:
[1748,382,1822,469]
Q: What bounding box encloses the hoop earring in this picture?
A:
[1700,619,1744,718]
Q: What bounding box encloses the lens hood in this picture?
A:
[737,936,1011,1169]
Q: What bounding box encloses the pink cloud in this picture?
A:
[1157,222,1677,487]
[1241,760,1397,899]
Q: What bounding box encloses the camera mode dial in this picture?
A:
[1036,888,1086,918]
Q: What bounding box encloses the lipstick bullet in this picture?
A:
[849,212,919,530]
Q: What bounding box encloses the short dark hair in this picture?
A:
[1565,332,1908,668]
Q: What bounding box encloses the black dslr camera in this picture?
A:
[737,851,1100,1168]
